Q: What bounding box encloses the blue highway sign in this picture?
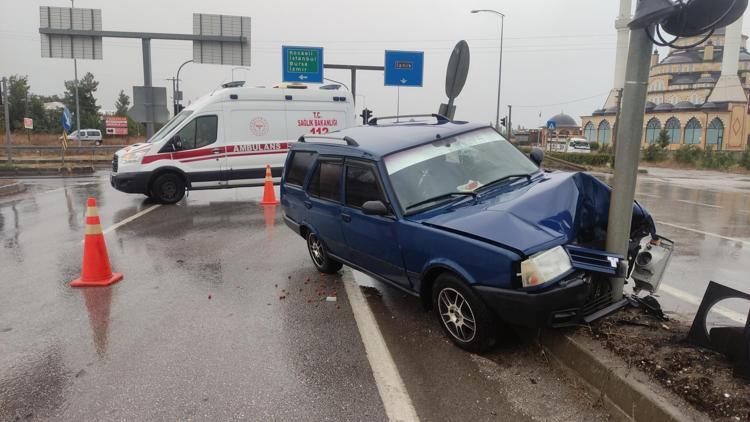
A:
[384,50,424,87]
[546,120,557,131]
[283,46,324,83]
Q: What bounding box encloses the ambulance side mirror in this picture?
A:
[169,135,183,151]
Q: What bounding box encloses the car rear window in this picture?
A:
[308,161,342,202]
[285,151,315,186]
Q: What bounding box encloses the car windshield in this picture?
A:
[384,128,539,212]
[146,110,193,143]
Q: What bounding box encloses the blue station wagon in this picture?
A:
[280,115,668,352]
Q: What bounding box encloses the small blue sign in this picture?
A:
[384,50,424,87]
[282,46,324,83]
[546,120,557,131]
[62,106,72,132]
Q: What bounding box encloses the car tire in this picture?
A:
[152,173,185,204]
[306,232,343,274]
[95,140,102,146]
[433,273,497,353]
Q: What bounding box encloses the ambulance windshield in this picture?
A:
[147,110,194,143]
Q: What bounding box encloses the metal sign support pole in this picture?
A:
[2,77,12,165]
[74,59,81,146]
[351,68,357,107]
[606,27,653,302]
[142,38,154,137]
[396,87,401,121]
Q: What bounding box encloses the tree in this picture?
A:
[7,75,30,131]
[27,96,48,132]
[64,72,101,130]
[114,90,130,116]
[657,128,670,149]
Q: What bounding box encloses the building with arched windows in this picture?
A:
[580,21,746,151]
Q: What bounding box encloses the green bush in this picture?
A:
[642,143,667,162]
[740,146,750,170]
[589,141,600,151]
[674,145,703,164]
[700,146,735,169]
[548,152,613,167]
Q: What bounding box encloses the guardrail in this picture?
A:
[4,145,126,153]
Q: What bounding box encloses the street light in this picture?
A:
[471,9,505,132]
[174,59,193,115]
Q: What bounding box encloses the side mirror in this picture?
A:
[530,147,544,166]
[362,200,389,216]
[170,135,183,151]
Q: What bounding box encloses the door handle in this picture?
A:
[341,213,352,223]
[211,148,221,154]
[303,201,312,209]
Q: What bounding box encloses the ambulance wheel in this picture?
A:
[307,232,342,274]
[152,173,185,204]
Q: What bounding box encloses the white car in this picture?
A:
[566,138,591,154]
[62,129,104,145]
[110,82,355,203]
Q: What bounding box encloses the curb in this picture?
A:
[0,166,95,177]
[0,182,26,197]
[538,330,707,422]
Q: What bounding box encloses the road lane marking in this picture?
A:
[636,192,661,198]
[102,204,161,235]
[660,284,747,324]
[674,199,722,209]
[655,220,750,247]
[343,275,419,422]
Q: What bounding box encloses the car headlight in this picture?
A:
[121,150,147,164]
[520,246,573,288]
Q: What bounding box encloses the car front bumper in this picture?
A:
[474,273,611,328]
[110,172,150,194]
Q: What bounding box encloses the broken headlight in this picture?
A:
[520,246,573,288]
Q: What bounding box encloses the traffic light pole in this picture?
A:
[2,77,12,165]
[605,27,654,302]
[507,105,512,140]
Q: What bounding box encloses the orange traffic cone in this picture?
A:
[260,163,280,205]
[70,198,124,287]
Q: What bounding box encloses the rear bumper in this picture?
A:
[475,273,611,328]
[110,172,150,194]
[283,214,303,236]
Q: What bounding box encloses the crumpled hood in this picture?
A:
[413,172,653,256]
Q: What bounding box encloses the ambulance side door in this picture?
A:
[224,102,288,186]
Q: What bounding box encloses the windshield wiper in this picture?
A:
[477,173,533,193]
[405,191,477,212]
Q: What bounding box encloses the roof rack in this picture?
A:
[298,135,359,147]
[368,113,451,126]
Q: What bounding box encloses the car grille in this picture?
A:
[112,154,118,173]
[566,245,620,276]
[581,278,613,316]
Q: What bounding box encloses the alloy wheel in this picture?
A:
[437,287,477,342]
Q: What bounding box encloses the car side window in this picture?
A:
[285,151,315,187]
[175,115,218,150]
[345,165,386,209]
[307,160,342,202]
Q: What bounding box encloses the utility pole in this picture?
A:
[167,77,178,116]
[71,0,81,146]
[471,9,505,130]
[612,88,624,147]
[507,105,512,140]
[2,77,12,165]
[605,28,654,302]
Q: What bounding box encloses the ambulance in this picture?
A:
[110,82,355,203]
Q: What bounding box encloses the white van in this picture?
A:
[110,82,354,203]
[61,129,103,145]
[566,137,592,154]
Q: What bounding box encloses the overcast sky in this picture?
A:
[2,1,749,129]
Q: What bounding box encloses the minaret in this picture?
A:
[604,0,633,109]
[708,15,747,103]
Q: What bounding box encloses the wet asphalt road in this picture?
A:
[0,168,748,421]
